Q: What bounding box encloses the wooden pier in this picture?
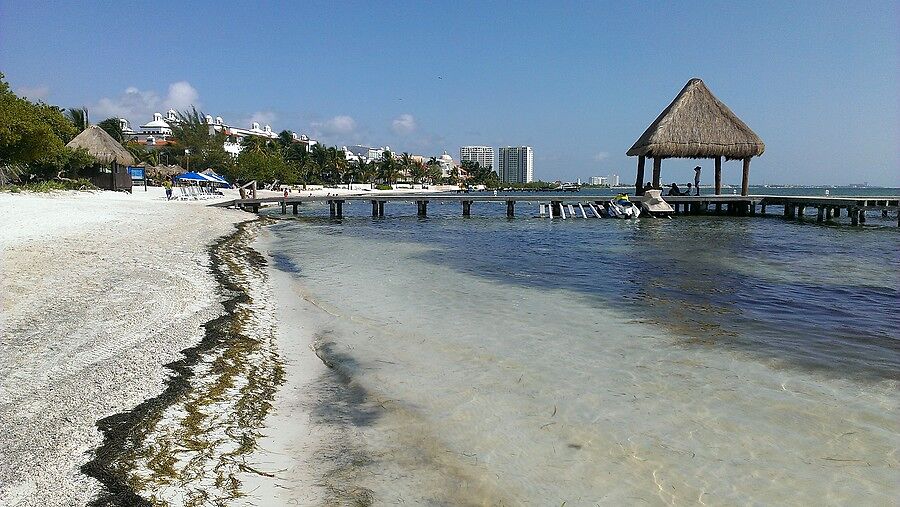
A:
[212,193,900,226]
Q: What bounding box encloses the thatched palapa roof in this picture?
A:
[627,78,764,160]
[66,125,136,166]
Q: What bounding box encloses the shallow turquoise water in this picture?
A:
[264,199,899,504]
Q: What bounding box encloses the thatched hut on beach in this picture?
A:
[66,125,136,191]
[627,78,764,196]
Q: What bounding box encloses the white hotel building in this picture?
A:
[498,146,534,183]
[127,111,315,156]
[459,146,494,170]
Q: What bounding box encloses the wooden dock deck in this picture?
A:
[212,193,900,226]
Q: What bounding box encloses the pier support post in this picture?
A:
[292,203,298,215]
[328,200,336,217]
[652,157,662,190]
[825,207,832,220]
[416,200,428,217]
[635,156,646,195]
[850,208,859,226]
[281,199,287,214]
[741,158,751,196]
[760,203,766,215]
[715,203,722,214]
[378,201,385,217]
[335,200,344,218]
[371,200,379,217]
[882,210,888,218]
[252,204,260,213]
[859,209,866,224]
[726,203,733,215]
[506,200,515,218]
[797,205,805,218]
[817,206,824,223]
[748,203,756,215]
[714,156,722,194]
[551,201,562,217]
[462,200,472,217]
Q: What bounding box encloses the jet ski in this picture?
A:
[606,193,641,219]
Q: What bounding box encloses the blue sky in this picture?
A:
[1,1,897,185]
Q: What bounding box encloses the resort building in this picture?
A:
[346,145,390,164]
[437,151,455,178]
[590,176,607,186]
[498,146,534,183]
[459,146,494,170]
[125,111,316,156]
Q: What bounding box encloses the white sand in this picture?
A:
[0,188,248,506]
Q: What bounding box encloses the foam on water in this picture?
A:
[267,213,898,504]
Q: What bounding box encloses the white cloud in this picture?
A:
[16,85,50,100]
[391,114,417,135]
[594,151,609,162]
[312,115,357,136]
[92,81,200,122]
[162,81,199,111]
[241,111,278,129]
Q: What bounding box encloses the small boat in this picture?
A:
[606,194,641,219]
[640,189,674,218]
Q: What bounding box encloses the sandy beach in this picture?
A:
[0,188,249,505]
[0,184,457,505]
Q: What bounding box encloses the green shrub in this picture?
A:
[374,184,393,190]
[2,178,97,193]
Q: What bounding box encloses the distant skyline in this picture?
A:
[1,1,897,186]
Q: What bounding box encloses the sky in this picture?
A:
[1,1,897,186]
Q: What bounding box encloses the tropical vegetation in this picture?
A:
[0,73,96,188]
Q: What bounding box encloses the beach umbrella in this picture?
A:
[176,172,209,182]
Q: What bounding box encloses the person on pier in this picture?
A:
[693,166,702,195]
[668,183,683,196]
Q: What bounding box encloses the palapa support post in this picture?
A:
[714,156,722,194]
[635,156,646,195]
[506,200,515,218]
[462,200,472,217]
[741,158,751,196]
[652,157,661,190]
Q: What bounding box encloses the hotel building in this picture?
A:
[459,146,494,170]
[498,146,534,183]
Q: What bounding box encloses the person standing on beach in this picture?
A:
[693,166,701,195]
[164,179,172,200]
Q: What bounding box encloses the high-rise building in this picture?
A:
[498,146,534,183]
[459,146,494,170]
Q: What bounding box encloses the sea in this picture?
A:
[262,186,899,505]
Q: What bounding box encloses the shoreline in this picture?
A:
[0,189,249,505]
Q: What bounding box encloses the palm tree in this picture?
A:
[97,117,124,143]
[66,107,89,131]
[378,150,398,185]
[409,159,427,186]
